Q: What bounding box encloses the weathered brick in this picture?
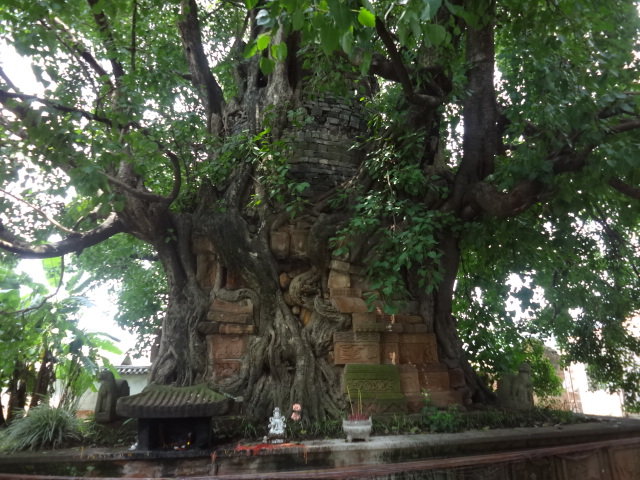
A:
[331,296,368,313]
[270,231,290,259]
[426,390,463,408]
[328,270,351,289]
[334,332,380,365]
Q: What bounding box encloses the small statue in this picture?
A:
[497,362,534,410]
[267,407,286,443]
[95,370,130,423]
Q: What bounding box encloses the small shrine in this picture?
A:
[116,384,233,450]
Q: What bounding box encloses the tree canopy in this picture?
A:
[1,0,639,417]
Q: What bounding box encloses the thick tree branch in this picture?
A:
[609,178,640,200]
[86,0,125,79]
[468,116,640,218]
[374,17,414,98]
[178,0,225,133]
[0,213,125,259]
[0,67,19,92]
[130,0,138,72]
[374,18,440,108]
[467,180,543,219]
[101,149,181,204]
[451,5,498,213]
[46,18,113,88]
[165,151,183,202]
[1,87,182,204]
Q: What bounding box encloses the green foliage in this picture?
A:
[421,405,465,433]
[0,262,118,412]
[0,404,82,452]
[371,406,588,436]
[1,0,639,413]
[80,417,137,448]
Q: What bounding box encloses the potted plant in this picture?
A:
[342,387,372,442]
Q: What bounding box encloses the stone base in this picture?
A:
[427,390,464,408]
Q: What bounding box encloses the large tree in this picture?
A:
[1,0,639,418]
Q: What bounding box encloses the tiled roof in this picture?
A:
[115,365,150,375]
[116,384,231,418]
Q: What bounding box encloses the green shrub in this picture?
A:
[80,416,137,448]
[0,404,83,452]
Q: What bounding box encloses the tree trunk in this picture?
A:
[29,347,54,409]
[6,362,28,421]
[145,25,492,420]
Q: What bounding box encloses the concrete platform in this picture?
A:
[0,416,639,478]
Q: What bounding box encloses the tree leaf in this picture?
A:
[271,42,288,61]
[357,7,376,28]
[424,23,447,45]
[257,33,271,51]
[259,56,276,75]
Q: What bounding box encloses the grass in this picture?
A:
[0,404,83,452]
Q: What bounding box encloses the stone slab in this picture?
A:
[329,259,350,272]
[343,364,404,403]
[213,360,242,380]
[405,394,425,413]
[5,420,640,478]
[448,368,465,389]
[210,299,253,313]
[192,236,215,254]
[290,230,308,256]
[427,389,463,408]
[209,334,249,361]
[399,333,439,364]
[403,324,429,333]
[419,364,450,392]
[207,310,253,323]
[208,299,253,324]
[334,342,380,365]
[352,315,386,333]
[395,314,424,324]
[331,296,369,313]
[270,231,290,259]
[330,288,363,298]
[381,339,400,365]
[335,332,380,343]
[217,323,256,335]
[328,270,351,289]
[398,364,421,397]
[196,255,217,290]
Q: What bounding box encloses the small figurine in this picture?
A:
[267,406,286,443]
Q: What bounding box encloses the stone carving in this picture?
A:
[207,299,253,323]
[334,332,381,365]
[497,363,534,410]
[95,370,129,423]
[267,407,286,443]
[343,364,407,414]
[399,333,439,364]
